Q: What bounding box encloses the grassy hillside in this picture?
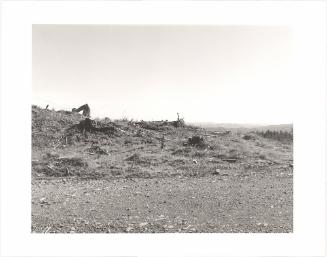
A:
[32,105,293,233]
[32,105,293,180]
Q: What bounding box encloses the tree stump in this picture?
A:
[77,118,94,132]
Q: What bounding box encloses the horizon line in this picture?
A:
[32,104,292,127]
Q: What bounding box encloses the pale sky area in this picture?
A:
[33,25,293,124]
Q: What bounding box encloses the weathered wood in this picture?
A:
[222,158,237,163]
[72,104,91,117]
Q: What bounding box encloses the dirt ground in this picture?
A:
[32,173,292,233]
[31,106,293,233]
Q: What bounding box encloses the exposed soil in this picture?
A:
[31,106,293,233]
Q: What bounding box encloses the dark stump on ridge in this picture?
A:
[76,118,94,132]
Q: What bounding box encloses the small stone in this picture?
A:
[39,198,49,204]
[126,227,133,232]
[139,222,148,227]
[192,159,198,164]
[214,169,220,175]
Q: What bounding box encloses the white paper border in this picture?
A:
[1,1,326,257]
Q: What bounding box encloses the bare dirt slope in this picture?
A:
[31,106,293,233]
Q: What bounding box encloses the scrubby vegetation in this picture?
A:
[32,105,293,233]
[255,129,293,142]
[32,105,293,180]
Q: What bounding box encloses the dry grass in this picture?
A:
[32,105,293,180]
[31,105,293,233]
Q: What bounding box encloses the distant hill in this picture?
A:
[254,124,293,132]
[188,122,293,132]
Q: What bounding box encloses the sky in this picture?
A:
[32,25,293,124]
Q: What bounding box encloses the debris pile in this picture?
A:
[135,120,176,131]
[69,118,118,136]
[32,153,89,177]
[134,113,185,131]
[32,106,83,149]
[242,134,254,140]
[213,130,231,136]
[87,145,109,155]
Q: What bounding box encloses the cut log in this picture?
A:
[221,158,237,163]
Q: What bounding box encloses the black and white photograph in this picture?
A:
[32,25,293,233]
[1,1,326,256]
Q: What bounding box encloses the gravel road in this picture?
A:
[32,173,292,233]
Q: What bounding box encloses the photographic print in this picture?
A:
[31,25,293,234]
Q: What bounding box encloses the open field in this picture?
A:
[32,106,293,233]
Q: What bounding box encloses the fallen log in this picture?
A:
[221,158,237,163]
